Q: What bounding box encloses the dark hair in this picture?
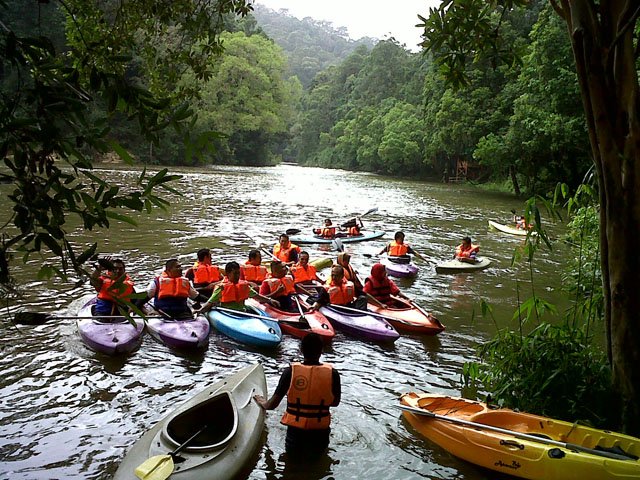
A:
[394,231,405,241]
[299,250,309,258]
[197,248,210,262]
[270,260,284,272]
[462,236,472,243]
[279,233,289,241]
[324,218,332,224]
[111,259,125,270]
[301,333,323,360]
[248,249,261,260]
[165,258,179,269]
[225,261,240,274]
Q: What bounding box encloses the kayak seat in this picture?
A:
[165,391,238,451]
[388,256,411,265]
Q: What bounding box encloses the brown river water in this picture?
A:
[0,164,580,479]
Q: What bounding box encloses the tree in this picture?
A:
[420,0,640,433]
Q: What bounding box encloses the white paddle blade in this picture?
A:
[134,454,174,480]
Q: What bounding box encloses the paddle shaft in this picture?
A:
[398,405,633,461]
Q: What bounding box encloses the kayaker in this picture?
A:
[291,251,323,284]
[197,261,279,313]
[511,209,530,230]
[144,259,202,319]
[184,248,222,297]
[312,218,338,239]
[455,236,480,263]
[341,215,365,235]
[310,265,367,311]
[363,263,410,308]
[379,231,426,261]
[260,261,296,312]
[90,258,135,315]
[336,252,364,295]
[254,333,341,456]
[273,233,301,265]
[240,249,268,287]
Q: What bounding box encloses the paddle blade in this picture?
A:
[361,207,378,216]
[13,312,50,325]
[286,228,301,235]
[134,454,174,480]
[332,238,344,252]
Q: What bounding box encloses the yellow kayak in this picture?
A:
[400,393,640,479]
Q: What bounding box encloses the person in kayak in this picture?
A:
[184,248,222,298]
[455,236,480,263]
[90,258,135,315]
[336,252,364,295]
[260,261,297,312]
[291,251,323,284]
[379,231,425,261]
[313,218,338,238]
[511,209,531,230]
[240,249,268,287]
[144,259,203,319]
[363,263,411,308]
[273,233,301,265]
[254,332,341,456]
[197,261,279,313]
[310,265,368,311]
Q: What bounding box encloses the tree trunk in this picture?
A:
[560,0,640,434]
[509,165,521,196]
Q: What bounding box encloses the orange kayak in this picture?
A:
[245,298,335,342]
[400,393,640,479]
[368,296,444,335]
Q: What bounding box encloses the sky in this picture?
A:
[254,0,442,52]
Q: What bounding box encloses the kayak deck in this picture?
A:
[435,257,491,274]
[368,297,444,335]
[206,305,281,348]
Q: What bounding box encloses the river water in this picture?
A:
[0,164,578,479]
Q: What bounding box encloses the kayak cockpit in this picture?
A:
[164,391,238,452]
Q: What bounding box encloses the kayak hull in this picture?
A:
[368,297,444,335]
[114,363,267,480]
[381,256,419,278]
[488,220,537,236]
[289,230,385,245]
[144,304,210,350]
[206,305,281,348]
[76,297,144,355]
[435,257,491,274]
[309,257,332,270]
[401,393,640,480]
[245,298,335,342]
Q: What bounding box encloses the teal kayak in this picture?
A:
[206,305,281,348]
[289,230,385,245]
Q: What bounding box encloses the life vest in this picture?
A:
[157,273,191,299]
[364,277,393,303]
[219,279,252,303]
[273,242,300,263]
[192,261,221,284]
[321,227,336,238]
[263,276,296,296]
[240,262,268,283]
[388,241,409,256]
[326,278,355,305]
[281,363,334,430]
[348,226,360,236]
[97,275,134,302]
[291,264,317,284]
[456,243,480,258]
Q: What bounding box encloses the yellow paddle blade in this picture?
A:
[134,454,174,480]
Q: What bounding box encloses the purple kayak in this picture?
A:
[381,256,419,278]
[77,297,144,355]
[318,304,399,343]
[145,304,210,350]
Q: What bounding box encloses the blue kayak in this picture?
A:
[206,305,282,348]
[289,230,385,245]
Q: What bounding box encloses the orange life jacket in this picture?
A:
[281,363,334,430]
[326,278,355,305]
[240,262,268,283]
[273,242,300,263]
[348,226,360,236]
[388,241,409,256]
[321,227,336,238]
[456,243,480,258]
[263,276,296,297]
[97,275,135,302]
[157,272,191,299]
[291,264,318,284]
[219,279,252,303]
[192,261,221,284]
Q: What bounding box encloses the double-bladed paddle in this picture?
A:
[134,426,207,480]
[397,404,635,461]
[286,207,379,236]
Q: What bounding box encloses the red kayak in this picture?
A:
[368,296,445,335]
[245,298,335,342]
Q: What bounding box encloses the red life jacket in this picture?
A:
[326,278,355,305]
[456,243,480,258]
[364,276,394,303]
[273,242,300,263]
[192,261,221,284]
[388,241,409,256]
[281,363,334,430]
[263,276,296,296]
[219,279,252,303]
[291,264,317,284]
[240,262,268,283]
[157,272,191,299]
[97,275,135,302]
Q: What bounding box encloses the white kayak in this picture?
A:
[435,257,492,274]
[488,220,537,236]
[114,363,267,480]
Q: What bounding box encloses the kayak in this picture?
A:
[76,297,144,355]
[288,230,385,245]
[400,392,640,480]
[114,363,267,480]
[488,220,537,236]
[206,305,281,348]
[381,255,419,278]
[435,257,491,274]
[145,305,210,351]
[309,257,332,270]
[368,296,444,335]
[245,297,335,342]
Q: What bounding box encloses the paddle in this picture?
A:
[134,426,207,480]
[16,313,168,322]
[340,207,378,228]
[293,295,309,324]
[397,404,635,461]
